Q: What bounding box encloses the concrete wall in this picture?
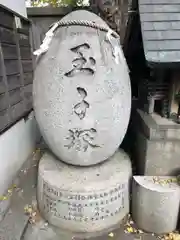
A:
[0,0,27,18]
[0,112,40,197]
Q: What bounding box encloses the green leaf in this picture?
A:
[30,0,85,7]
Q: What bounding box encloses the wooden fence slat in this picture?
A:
[3,60,19,76]
[0,5,34,133]
[1,44,18,60]
[9,88,22,106]
[0,43,11,125]
[0,77,5,94]
[22,61,33,73]
[7,74,21,91]
[20,47,32,60]
[0,9,14,29]
[0,109,10,131]
[24,72,33,85]
[10,101,25,121]
[19,33,30,46]
[0,27,16,44]
[0,93,9,111]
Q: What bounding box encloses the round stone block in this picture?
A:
[37,149,132,233]
[132,176,180,234]
[33,10,131,166]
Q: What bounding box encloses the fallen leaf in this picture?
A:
[108,232,114,237]
[24,205,33,214]
[127,227,134,233]
[170,233,180,240]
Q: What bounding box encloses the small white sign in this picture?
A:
[15,16,22,29]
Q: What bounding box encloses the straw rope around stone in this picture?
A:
[55,19,120,39]
[34,19,120,57]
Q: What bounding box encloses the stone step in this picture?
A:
[0,150,41,240]
[132,176,180,234]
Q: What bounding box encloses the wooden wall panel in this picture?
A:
[0,110,9,130]
[7,74,21,91]
[24,72,33,85]
[0,27,16,44]
[20,47,31,60]
[19,33,30,46]
[22,61,33,73]
[0,8,14,29]
[0,5,33,133]
[4,60,19,75]
[1,44,18,60]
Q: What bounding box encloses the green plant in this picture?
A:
[31,0,85,7]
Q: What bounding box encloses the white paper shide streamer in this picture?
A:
[33,22,59,57]
[106,29,122,64]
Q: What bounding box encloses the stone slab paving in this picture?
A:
[0,149,41,240]
[22,220,157,240]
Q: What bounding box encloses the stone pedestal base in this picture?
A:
[134,109,180,176]
[37,149,132,233]
[132,176,180,234]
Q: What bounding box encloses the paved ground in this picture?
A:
[22,219,157,240]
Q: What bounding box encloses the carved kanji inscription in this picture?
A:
[65,128,100,152]
[65,43,96,77]
[74,87,89,119]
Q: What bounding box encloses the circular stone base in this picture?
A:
[132,176,180,234]
[37,149,132,233]
[53,215,128,239]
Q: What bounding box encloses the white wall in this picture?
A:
[0,112,40,197]
[0,0,27,18]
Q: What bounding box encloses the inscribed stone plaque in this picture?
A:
[37,150,132,232]
[33,10,131,166]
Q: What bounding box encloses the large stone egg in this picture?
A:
[33,10,131,166]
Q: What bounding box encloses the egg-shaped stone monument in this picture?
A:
[33,10,131,166]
